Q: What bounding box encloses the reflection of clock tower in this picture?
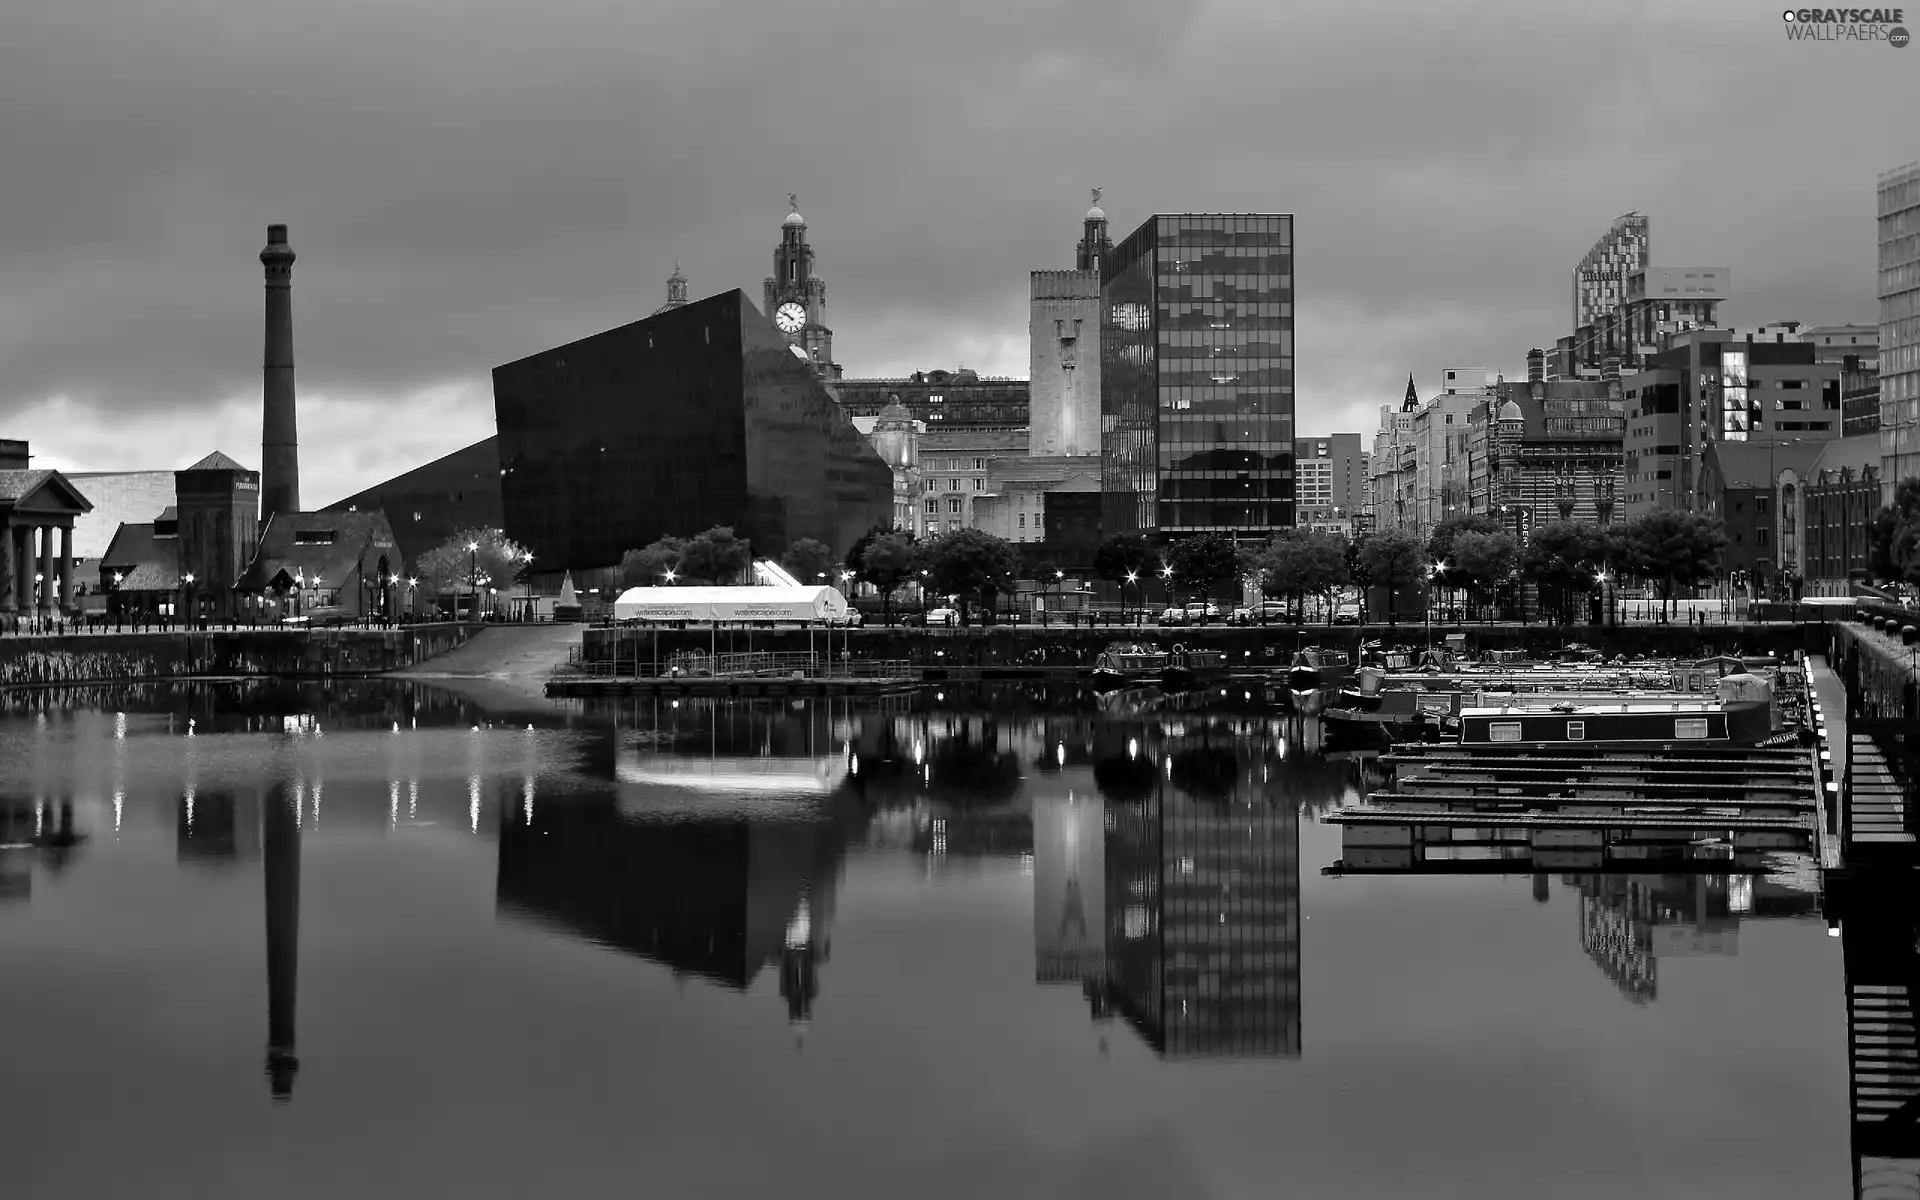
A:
[762,194,841,382]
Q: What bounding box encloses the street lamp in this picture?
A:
[467,541,480,621]
[183,572,196,627]
[293,570,305,621]
[521,551,535,621]
[1126,570,1139,624]
[663,569,678,584]
[111,571,124,630]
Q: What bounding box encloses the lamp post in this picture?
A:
[293,570,305,622]
[521,551,535,621]
[1161,564,1175,622]
[466,541,480,622]
[111,571,124,631]
[1595,568,1610,628]
[1125,571,1138,625]
[183,572,196,628]
[1426,564,1439,649]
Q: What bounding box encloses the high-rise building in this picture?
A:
[1880,162,1920,498]
[762,195,841,382]
[1101,214,1295,538]
[1367,376,1419,531]
[493,290,891,581]
[1570,213,1650,371]
[1030,192,1110,458]
[1291,433,1364,534]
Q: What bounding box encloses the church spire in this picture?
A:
[1403,373,1419,412]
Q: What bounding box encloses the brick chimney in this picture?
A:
[1526,349,1545,383]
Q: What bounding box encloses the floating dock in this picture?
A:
[545,675,918,698]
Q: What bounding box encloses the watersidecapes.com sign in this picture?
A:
[1783,8,1911,45]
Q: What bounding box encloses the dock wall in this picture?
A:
[0,623,483,689]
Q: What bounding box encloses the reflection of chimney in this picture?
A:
[1532,873,1550,904]
[263,781,301,1100]
[259,224,300,529]
[1526,349,1545,384]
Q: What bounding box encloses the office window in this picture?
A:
[949,478,960,491]
[974,458,985,470]
[1018,514,1026,528]
[947,497,962,514]
[924,499,936,514]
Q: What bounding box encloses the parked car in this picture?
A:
[830,611,863,627]
[1232,600,1291,625]
[926,607,958,627]
[1183,601,1220,624]
[1160,606,1187,625]
[1332,604,1361,625]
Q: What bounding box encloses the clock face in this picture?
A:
[774,302,807,334]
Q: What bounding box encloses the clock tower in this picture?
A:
[762,194,841,381]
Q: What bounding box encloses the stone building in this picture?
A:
[0,438,94,619]
[762,195,841,382]
[1368,376,1419,531]
[972,456,1103,547]
[917,428,1028,536]
[1029,193,1110,459]
[1466,361,1622,539]
[848,400,923,535]
[1695,439,1825,589]
[831,368,1029,429]
[233,509,404,620]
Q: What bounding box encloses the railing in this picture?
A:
[552,651,913,680]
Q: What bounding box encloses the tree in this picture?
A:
[1426,513,1501,578]
[780,538,836,586]
[620,536,687,587]
[414,527,530,612]
[1165,532,1241,602]
[1446,529,1520,620]
[678,525,754,584]
[1523,521,1605,625]
[915,528,1019,626]
[1619,508,1727,621]
[1259,530,1349,622]
[1355,529,1426,625]
[1869,479,1920,585]
[854,530,916,625]
[1092,533,1163,615]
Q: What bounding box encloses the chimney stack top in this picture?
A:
[267,224,288,244]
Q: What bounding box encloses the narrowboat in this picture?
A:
[1161,647,1229,691]
[1285,646,1352,716]
[1091,642,1170,692]
[1455,695,1774,747]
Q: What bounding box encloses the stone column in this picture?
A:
[0,519,14,614]
[58,525,73,615]
[11,525,27,612]
[37,524,53,617]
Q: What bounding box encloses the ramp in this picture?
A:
[394,624,581,678]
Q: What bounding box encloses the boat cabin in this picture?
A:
[1457,698,1769,747]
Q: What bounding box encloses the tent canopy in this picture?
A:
[610,584,850,623]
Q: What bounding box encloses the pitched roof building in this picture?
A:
[234,509,402,619]
[0,440,95,617]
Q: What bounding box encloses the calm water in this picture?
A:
[0,679,1856,1198]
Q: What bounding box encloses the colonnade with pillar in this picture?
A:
[0,519,76,616]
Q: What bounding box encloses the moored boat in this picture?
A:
[1286,646,1352,716]
[1161,647,1229,691]
[1091,642,1170,692]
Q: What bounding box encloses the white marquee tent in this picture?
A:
[610,585,851,624]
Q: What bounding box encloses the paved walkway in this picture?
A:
[394,623,581,678]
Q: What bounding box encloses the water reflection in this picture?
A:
[1567,872,1822,1004]
[264,778,301,1099]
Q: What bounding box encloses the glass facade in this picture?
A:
[1881,163,1920,498]
[494,291,893,572]
[1101,215,1295,537]
[1101,754,1302,1058]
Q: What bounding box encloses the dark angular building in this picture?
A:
[493,290,891,576]
[323,437,502,569]
[1101,214,1296,539]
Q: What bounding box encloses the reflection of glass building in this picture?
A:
[1097,750,1301,1058]
[493,289,892,579]
[1101,215,1296,537]
[496,801,841,1022]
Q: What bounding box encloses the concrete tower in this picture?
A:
[1030,189,1109,458]
[259,224,299,529]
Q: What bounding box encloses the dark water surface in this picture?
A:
[0,681,1849,1199]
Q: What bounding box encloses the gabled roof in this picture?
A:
[235,509,401,592]
[184,450,249,472]
[0,468,95,512]
[1810,433,1882,480]
[99,522,182,592]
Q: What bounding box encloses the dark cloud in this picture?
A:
[0,0,1913,501]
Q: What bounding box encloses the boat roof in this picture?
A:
[1461,699,1724,718]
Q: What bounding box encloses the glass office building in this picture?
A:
[1101,214,1295,537]
[494,290,893,573]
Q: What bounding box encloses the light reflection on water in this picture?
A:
[0,680,1856,1199]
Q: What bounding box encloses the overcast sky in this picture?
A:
[2,0,1916,506]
